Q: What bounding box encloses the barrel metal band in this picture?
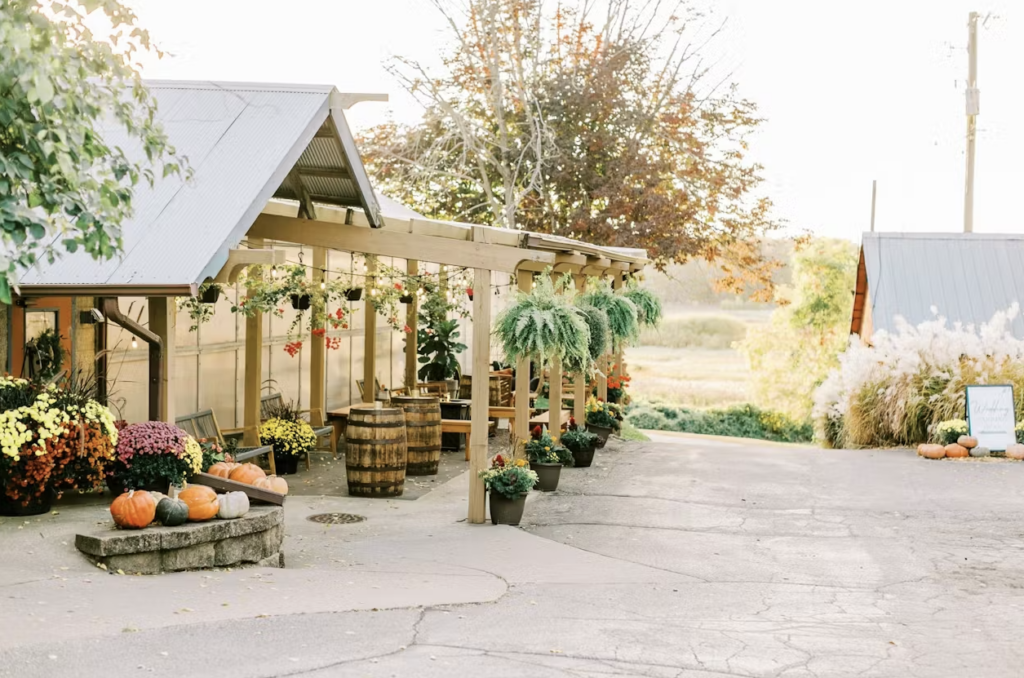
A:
[346,463,407,472]
[348,421,405,429]
[345,437,406,446]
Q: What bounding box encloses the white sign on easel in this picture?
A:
[965,384,1016,451]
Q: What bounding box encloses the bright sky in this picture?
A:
[129,0,1024,242]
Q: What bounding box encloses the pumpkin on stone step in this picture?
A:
[253,475,289,495]
[155,497,190,526]
[919,444,946,460]
[229,463,266,485]
[217,491,250,520]
[110,490,156,529]
[944,443,969,458]
[969,446,991,458]
[957,435,979,449]
[1006,444,1024,460]
[179,485,219,521]
[208,462,240,479]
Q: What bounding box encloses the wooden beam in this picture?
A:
[249,214,555,273]
[309,247,327,426]
[405,259,419,390]
[573,274,587,424]
[192,473,286,506]
[581,256,612,276]
[296,167,352,180]
[549,354,562,441]
[287,168,317,221]
[243,238,265,447]
[148,297,175,424]
[611,272,625,388]
[514,270,534,445]
[363,256,377,404]
[468,262,492,524]
[212,248,286,284]
[552,253,587,274]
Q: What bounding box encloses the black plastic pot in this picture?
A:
[399,294,414,304]
[346,288,363,302]
[586,423,614,448]
[530,462,562,492]
[291,294,311,311]
[489,492,527,525]
[0,489,53,517]
[569,443,596,468]
[107,478,167,496]
[273,451,300,475]
[199,286,221,304]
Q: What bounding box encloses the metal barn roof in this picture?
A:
[855,232,1024,338]
[19,80,382,294]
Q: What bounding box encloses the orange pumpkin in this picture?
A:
[208,462,240,479]
[957,435,979,449]
[919,444,946,460]
[254,475,289,495]
[229,463,266,485]
[110,490,157,529]
[178,485,220,522]
[1006,444,1024,460]
[944,443,969,458]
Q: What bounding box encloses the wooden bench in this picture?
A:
[261,393,337,469]
[441,419,498,460]
[175,409,276,474]
[529,409,573,433]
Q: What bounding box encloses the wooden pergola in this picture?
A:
[248,200,647,523]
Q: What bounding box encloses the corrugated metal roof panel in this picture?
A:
[863,232,1024,337]
[20,80,378,290]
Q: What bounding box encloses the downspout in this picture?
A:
[99,298,162,422]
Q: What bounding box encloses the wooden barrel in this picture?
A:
[345,406,407,497]
[459,375,472,399]
[391,396,442,476]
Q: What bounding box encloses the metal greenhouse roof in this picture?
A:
[19,80,382,295]
[854,232,1024,338]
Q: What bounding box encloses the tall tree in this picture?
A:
[361,0,781,295]
[0,0,187,303]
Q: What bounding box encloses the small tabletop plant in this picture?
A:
[585,396,621,430]
[478,454,538,499]
[110,422,203,491]
[524,425,574,466]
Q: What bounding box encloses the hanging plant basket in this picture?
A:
[199,285,221,304]
[291,294,312,311]
[346,288,363,302]
[399,294,414,304]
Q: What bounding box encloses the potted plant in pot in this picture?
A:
[561,417,599,468]
[108,422,203,494]
[259,402,318,475]
[416,280,468,399]
[585,396,620,447]
[524,426,573,491]
[478,454,537,525]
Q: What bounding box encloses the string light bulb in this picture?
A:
[131,337,138,349]
[320,269,326,290]
[271,265,278,279]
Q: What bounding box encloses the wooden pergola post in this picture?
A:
[243,238,264,446]
[148,297,175,423]
[611,269,625,387]
[573,274,587,425]
[513,270,534,445]
[468,227,492,524]
[548,354,562,440]
[405,258,418,390]
[363,255,377,404]
[309,247,327,426]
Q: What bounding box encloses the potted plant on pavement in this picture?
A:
[524,425,573,491]
[560,417,600,468]
[259,401,318,475]
[478,453,537,525]
[585,396,620,447]
[108,422,203,494]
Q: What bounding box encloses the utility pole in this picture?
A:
[870,179,877,232]
[963,11,980,233]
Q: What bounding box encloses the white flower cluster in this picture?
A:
[813,304,1024,446]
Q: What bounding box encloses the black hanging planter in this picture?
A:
[199,285,221,304]
[291,294,311,311]
[346,288,363,302]
[399,294,414,304]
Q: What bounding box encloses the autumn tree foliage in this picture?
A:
[360,0,781,295]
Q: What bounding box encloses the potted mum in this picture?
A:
[259,404,317,474]
[560,417,600,468]
[585,396,620,447]
[524,426,573,491]
[478,454,538,525]
[108,422,203,493]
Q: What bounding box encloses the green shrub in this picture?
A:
[626,401,812,443]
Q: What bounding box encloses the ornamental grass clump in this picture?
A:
[478,454,538,499]
[494,271,591,375]
[110,422,202,490]
[580,281,639,349]
[814,305,1024,448]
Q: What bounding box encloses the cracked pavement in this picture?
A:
[2,436,1024,677]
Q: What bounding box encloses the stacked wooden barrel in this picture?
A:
[345,406,407,497]
[391,396,442,475]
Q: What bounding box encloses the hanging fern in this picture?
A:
[494,272,591,374]
[576,304,609,361]
[580,282,639,350]
[624,287,662,327]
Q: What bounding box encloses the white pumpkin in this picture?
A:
[217,491,250,520]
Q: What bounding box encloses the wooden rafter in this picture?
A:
[212,248,286,284]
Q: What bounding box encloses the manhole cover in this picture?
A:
[307,512,366,525]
